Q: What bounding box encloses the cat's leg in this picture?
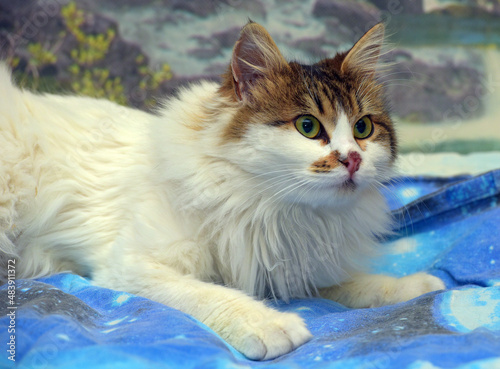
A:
[93,257,312,360]
[319,273,445,308]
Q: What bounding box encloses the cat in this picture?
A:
[0,22,445,360]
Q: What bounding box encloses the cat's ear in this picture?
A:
[230,22,288,102]
[341,23,385,76]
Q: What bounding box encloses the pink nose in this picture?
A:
[339,151,362,177]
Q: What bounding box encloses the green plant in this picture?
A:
[62,2,116,66]
[27,43,58,66]
[68,66,127,105]
[60,2,126,104]
[10,1,173,108]
[60,2,172,108]
[11,42,59,90]
[136,56,173,108]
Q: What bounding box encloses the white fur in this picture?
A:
[0,63,444,360]
[331,112,357,156]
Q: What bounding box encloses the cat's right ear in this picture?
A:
[230,22,288,103]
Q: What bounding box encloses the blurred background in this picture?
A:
[1,0,499,174]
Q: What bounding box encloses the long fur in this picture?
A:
[0,23,444,360]
[0,64,391,299]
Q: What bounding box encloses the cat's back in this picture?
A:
[0,63,157,194]
[0,64,155,240]
[0,64,153,152]
[0,64,162,275]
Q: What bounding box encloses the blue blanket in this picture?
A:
[1,170,500,369]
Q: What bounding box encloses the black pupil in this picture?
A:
[302,119,313,133]
[356,120,366,133]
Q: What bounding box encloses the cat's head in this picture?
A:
[218,22,396,208]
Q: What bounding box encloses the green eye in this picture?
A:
[295,115,321,139]
[353,116,373,139]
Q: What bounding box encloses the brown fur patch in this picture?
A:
[309,151,341,173]
[218,24,397,163]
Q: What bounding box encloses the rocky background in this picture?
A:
[1,0,500,152]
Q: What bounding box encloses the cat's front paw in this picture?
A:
[393,272,445,303]
[216,307,312,360]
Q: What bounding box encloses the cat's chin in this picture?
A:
[339,178,357,192]
[316,177,362,193]
[290,178,370,209]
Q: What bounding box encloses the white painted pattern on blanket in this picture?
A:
[441,288,500,332]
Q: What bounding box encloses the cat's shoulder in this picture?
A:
[156,80,222,124]
[167,80,220,106]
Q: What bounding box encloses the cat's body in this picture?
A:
[0,23,444,359]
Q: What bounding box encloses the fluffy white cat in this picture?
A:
[0,22,444,360]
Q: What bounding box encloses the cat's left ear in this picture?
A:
[231,22,288,102]
[341,23,385,76]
